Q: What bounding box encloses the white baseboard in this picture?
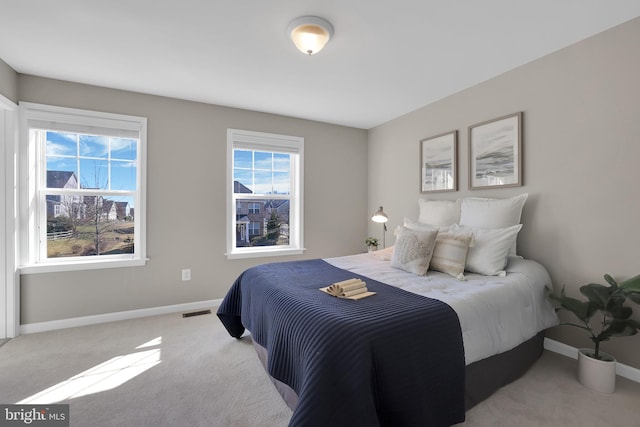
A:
[20,299,223,335]
[544,337,640,384]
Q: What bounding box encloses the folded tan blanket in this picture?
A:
[320,278,376,300]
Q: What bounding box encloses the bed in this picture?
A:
[217,252,558,426]
[217,194,559,426]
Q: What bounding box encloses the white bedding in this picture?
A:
[325,252,559,365]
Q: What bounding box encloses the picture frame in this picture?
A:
[420,130,457,193]
[468,112,522,189]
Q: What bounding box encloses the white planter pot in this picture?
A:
[367,246,378,253]
[577,348,616,393]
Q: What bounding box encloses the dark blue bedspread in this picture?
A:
[217,259,465,427]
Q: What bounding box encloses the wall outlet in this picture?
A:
[181,269,191,281]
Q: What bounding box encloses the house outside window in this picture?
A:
[227,129,304,259]
[19,102,147,273]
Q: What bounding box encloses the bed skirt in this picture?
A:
[252,330,545,413]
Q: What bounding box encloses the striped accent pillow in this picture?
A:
[430,232,473,280]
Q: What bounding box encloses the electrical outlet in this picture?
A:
[181,269,191,281]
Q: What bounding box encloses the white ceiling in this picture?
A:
[1,1,639,129]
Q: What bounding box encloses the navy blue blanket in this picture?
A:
[217,259,465,427]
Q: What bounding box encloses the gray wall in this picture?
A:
[16,76,368,324]
[368,17,640,368]
[0,58,17,102]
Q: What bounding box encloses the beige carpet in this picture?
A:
[0,312,638,427]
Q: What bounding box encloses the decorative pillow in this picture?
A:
[451,224,522,276]
[429,232,473,280]
[418,199,461,227]
[459,193,528,254]
[390,227,438,276]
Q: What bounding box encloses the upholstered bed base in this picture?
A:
[463,331,544,409]
[252,331,544,413]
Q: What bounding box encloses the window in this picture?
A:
[249,221,261,236]
[248,203,260,214]
[227,129,303,259]
[19,102,147,273]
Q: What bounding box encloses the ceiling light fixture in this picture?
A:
[288,16,334,55]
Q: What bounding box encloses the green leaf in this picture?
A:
[548,291,593,321]
[598,320,638,341]
[605,298,633,320]
[620,274,640,293]
[604,274,618,289]
[579,283,612,310]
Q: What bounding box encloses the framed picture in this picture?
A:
[420,130,457,193]
[468,112,522,189]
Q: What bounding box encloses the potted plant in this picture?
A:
[547,273,640,393]
[365,237,379,252]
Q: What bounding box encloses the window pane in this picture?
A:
[234,150,252,169]
[273,153,290,171]
[254,171,272,194]
[233,169,253,193]
[46,194,135,258]
[79,135,109,158]
[46,131,77,156]
[80,158,109,189]
[46,161,78,189]
[254,151,272,170]
[273,171,290,194]
[234,198,289,248]
[111,138,137,161]
[111,160,137,191]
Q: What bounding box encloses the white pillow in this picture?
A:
[459,193,528,254]
[391,227,438,276]
[429,231,473,280]
[418,199,461,227]
[451,224,522,276]
[404,217,449,232]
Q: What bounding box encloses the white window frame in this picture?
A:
[226,129,304,259]
[19,102,148,274]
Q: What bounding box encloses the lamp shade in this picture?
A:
[288,16,334,55]
[371,206,388,223]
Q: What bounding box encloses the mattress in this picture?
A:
[325,252,558,365]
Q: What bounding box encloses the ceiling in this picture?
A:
[1,1,639,129]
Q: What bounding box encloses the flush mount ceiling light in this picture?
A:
[288,16,334,55]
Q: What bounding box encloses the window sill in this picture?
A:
[226,248,305,260]
[20,257,149,274]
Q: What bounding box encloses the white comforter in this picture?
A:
[325,252,559,365]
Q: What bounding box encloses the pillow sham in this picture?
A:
[459,193,527,228]
[429,231,473,280]
[418,199,461,227]
[451,224,522,276]
[390,226,438,276]
[404,217,449,232]
[459,193,528,254]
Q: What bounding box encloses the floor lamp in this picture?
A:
[371,206,389,248]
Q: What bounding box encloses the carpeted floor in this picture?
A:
[0,312,638,427]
